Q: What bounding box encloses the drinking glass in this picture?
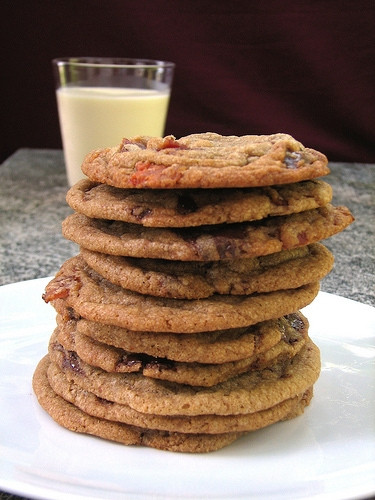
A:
[53,57,175,185]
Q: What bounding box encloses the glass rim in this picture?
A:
[52,57,175,69]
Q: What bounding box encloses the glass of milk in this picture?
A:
[52,58,175,186]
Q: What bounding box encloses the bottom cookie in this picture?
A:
[33,356,243,453]
[33,356,313,453]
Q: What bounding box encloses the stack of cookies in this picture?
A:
[33,133,354,453]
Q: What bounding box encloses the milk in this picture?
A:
[56,86,170,185]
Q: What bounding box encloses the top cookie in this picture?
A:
[81,132,329,189]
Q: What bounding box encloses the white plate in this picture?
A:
[0,278,374,500]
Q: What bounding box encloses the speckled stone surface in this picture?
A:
[319,160,374,307]
[0,149,77,286]
[0,149,374,500]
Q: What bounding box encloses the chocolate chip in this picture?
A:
[62,351,84,375]
[213,237,237,259]
[116,352,176,372]
[176,193,198,214]
[285,152,302,169]
[146,361,176,373]
[287,313,305,332]
[120,138,147,151]
[130,206,153,220]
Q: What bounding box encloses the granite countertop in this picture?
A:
[0,149,374,500]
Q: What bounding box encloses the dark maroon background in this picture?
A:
[1,0,374,163]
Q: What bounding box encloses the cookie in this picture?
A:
[66,179,332,227]
[47,359,313,435]
[60,310,309,364]
[48,338,320,416]
[55,314,308,386]
[57,307,290,364]
[62,205,354,261]
[43,256,320,333]
[33,356,243,453]
[80,243,334,299]
[81,133,329,189]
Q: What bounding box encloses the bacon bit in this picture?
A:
[297,231,308,245]
[133,161,158,173]
[129,161,166,187]
[129,160,184,187]
[42,287,69,303]
[42,276,81,303]
[156,136,188,150]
